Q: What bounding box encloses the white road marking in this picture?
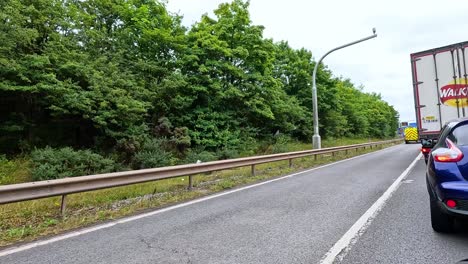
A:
[319,152,422,264]
[0,144,402,258]
[402,179,414,184]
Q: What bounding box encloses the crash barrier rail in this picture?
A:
[0,139,402,214]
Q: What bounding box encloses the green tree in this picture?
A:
[0,0,399,159]
[0,0,72,151]
[172,0,305,148]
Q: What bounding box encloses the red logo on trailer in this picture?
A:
[440,79,468,107]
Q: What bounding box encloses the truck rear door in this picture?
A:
[411,43,468,136]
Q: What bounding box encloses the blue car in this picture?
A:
[426,118,468,232]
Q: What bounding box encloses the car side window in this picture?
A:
[451,124,468,146]
[437,124,450,148]
[447,133,456,144]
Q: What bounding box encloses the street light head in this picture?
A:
[372,28,376,34]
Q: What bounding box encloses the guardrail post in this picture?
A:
[188,175,193,190]
[60,195,67,217]
[332,151,336,157]
[251,165,256,176]
[370,145,373,149]
[289,159,293,168]
[345,149,348,155]
[314,154,317,161]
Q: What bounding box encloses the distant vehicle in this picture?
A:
[404,127,418,144]
[398,121,417,139]
[410,41,468,162]
[426,118,468,232]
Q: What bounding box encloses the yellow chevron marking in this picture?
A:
[404,127,418,141]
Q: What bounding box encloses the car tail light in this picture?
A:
[421,147,431,154]
[446,199,457,208]
[433,139,464,162]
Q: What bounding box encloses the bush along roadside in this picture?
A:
[0,140,400,248]
[30,147,120,181]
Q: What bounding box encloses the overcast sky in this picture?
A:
[166,0,468,122]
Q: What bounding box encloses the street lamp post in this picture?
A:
[312,28,378,149]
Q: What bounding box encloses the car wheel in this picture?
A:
[430,199,454,233]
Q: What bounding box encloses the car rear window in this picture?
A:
[450,124,468,146]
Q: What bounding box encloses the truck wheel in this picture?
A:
[430,199,454,233]
[405,140,409,144]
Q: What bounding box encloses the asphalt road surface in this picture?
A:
[1,144,467,264]
[339,149,468,264]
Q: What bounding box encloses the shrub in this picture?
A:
[115,137,142,164]
[31,147,117,181]
[216,148,239,160]
[270,134,292,154]
[182,149,218,164]
[237,136,260,157]
[171,127,191,152]
[131,138,174,169]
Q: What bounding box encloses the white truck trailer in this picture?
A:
[411,41,468,160]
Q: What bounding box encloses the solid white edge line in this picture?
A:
[319,152,422,264]
[0,144,402,258]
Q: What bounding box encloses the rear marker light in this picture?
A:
[446,200,457,208]
[421,148,431,153]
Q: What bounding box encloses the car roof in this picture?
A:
[444,117,468,128]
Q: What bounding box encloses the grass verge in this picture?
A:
[0,141,400,248]
[0,157,31,185]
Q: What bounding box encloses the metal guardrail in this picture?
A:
[0,139,402,214]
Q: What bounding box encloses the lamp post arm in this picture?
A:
[311,31,377,149]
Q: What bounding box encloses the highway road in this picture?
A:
[1,144,467,263]
[339,149,468,264]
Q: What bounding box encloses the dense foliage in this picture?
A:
[0,0,398,172]
[30,147,118,181]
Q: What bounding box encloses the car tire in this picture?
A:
[430,199,454,233]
